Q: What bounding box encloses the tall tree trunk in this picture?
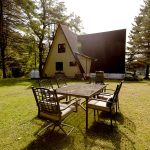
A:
[38,41,43,78]
[1,44,7,78]
[145,64,149,79]
[0,0,7,78]
[145,42,150,79]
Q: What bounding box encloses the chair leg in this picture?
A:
[51,124,56,133]
[75,101,78,112]
[117,97,119,110]
[61,122,74,135]
[110,107,113,128]
[94,109,96,116]
[118,100,119,109]
[38,122,54,136]
[38,121,74,136]
[59,125,67,134]
[94,109,97,121]
[116,103,118,114]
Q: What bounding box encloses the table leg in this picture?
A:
[86,98,88,131]
[78,100,86,111]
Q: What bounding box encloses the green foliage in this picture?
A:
[20,0,83,75]
[127,0,150,79]
[0,0,25,78]
[1,0,82,78]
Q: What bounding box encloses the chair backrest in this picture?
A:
[38,78,54,90]
[111,80,123,103]
[32,87,61,116]
[55,77,67,88]
[108,84,120,103]
[118,80,124,93]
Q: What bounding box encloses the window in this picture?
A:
[56,62,63,71]
[69,61,77,66]
[58,43,65,53]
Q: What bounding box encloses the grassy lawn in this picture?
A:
[0,78,150,150]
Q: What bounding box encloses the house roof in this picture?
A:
[78,29,126,58]
[60,24,91,57]
[60,24,78,53]
[60,24,91,73]
[78,29,126,73]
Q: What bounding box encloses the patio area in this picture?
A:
[0,78,150,150]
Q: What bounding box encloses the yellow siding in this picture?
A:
[43,27,80,77]
[77,55,91,74]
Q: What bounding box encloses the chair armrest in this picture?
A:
[60,98,81,111]
[99,92,114,96]
[89,98,113,104]
[105,89,114,91]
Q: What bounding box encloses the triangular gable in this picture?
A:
[43,24,88,75]
[60,24,78,53]
[59,24,85,74]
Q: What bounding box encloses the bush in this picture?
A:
[125,72,143,81]
[11,67,23,78]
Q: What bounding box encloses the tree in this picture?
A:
[0,0,7,78]
[127,0,150,79]
[0,0,23,78]
[21,0,82,77]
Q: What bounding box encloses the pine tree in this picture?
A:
[127,0,150,79]
[0,0,23,78]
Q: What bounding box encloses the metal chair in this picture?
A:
[32,86,80,135]
[38,78,67,101]
[87,84,120,127]
[97,80,123,112]
[55,76,72,102]
[55,76,67,88]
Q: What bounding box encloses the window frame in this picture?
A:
[56,62,63,71]
[58,43,66,53]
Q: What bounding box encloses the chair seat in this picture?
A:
[40,102,75,121]
[88,99,114,112]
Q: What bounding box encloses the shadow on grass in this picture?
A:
[21,116,75,150]
[116,112,136,134]
[76,121,136,150]
[99,112,136,134]
[22,131,75,150]
[81,112,136,150]
[22,121,76,150]
[24,111,136,150]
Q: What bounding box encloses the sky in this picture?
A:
[63,0,144,39]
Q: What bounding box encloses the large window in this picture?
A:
[56,62,63,71]
[58,43,65,53]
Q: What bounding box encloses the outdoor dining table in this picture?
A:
[56,83,106,131]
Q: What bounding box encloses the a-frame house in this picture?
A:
[43,24,126,79]
[43,24,92,78]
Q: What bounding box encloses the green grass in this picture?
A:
[0,78,150,150]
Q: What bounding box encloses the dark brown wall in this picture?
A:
[78,29,126,73]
